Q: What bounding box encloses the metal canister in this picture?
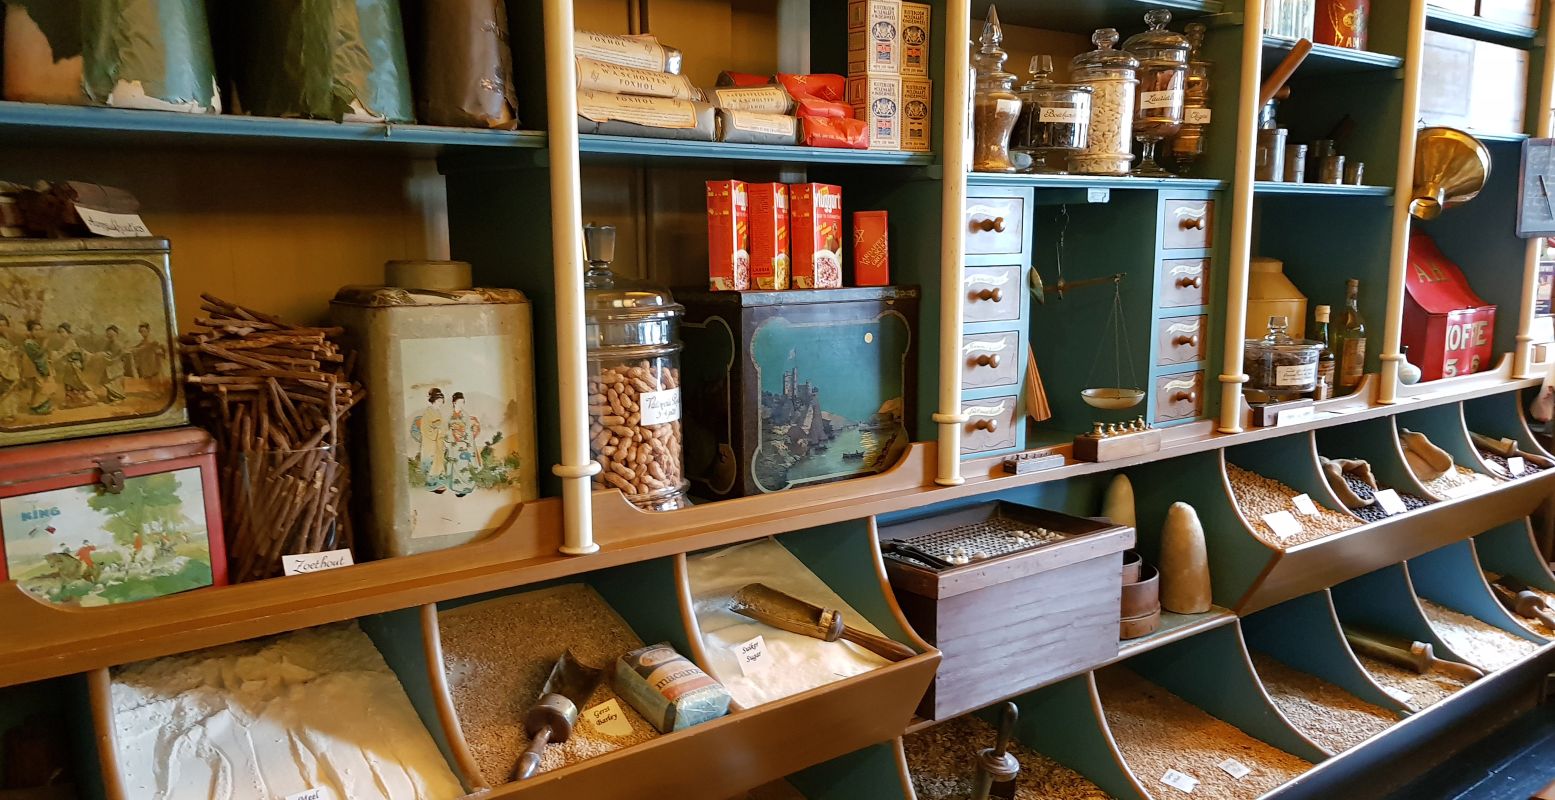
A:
[1319,154,1347,184]
[1255,128,1287,181]
[1284,143,1307,182]
[1345,160,1366,185]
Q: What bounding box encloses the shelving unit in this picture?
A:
[4,0,1555,797]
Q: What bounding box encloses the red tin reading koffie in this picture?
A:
[790,183,843,288]
[1404,232,1496,380]
[706,180,750,290]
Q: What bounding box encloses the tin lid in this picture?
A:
[1124,9,1190,64]
[1406,232,1493,313]
[0,237,170,254]
[386,260,472,291]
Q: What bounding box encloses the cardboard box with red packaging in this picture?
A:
[791,183,843,288]
[706,180,750,290]
[852,210,889,286]
[1404,232,1497,380]
[1315,0,1368,49]
[748,183,790,290]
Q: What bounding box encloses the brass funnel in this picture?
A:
[1410,127,1491,220]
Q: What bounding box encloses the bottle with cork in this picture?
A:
[1337,279,1368,395]
[1312,304,1335,400]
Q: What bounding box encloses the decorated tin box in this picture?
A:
[0,238,185,446]
[331,262,538,558]
[1404,232,1496,380]
[0,427,226,606]
[678,286,918,499]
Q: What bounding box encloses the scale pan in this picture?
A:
[1082,388,1145,409]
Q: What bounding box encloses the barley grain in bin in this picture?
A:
[332,260,538,557]
[678,286,918,499]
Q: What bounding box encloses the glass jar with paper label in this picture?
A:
[1069,28,1139,175]
[1013,55,1093,174]
[1244,315,1322,401]
[1170,22,1213,173]
[582,223,690,511]
[1124,9,1189,177]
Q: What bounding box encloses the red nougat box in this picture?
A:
[0,427,228,606]
[852,210,889,286]
[790,183,843,288]
[747,183,790,290]
[706,180,750,290]
[1404,232,1497,380]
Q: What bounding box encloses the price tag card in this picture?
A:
[1160,768,1200,794]
[286,790,323,800]
[1262,510,1304,539]
[1291,493,1319,516]
[1373,488,1408,516]
[1508,456,1527,477]
[282,548,355,576]
[585,698,636,737]
[76,205,152,238]
[1217,758,1252,780]
[1276,406,1315,427]
[1382,686,1414,705]
[733,635,770,676]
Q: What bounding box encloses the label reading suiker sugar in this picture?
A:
[1141,89,1184,110]
[733,635,771,676]
[1186,107,1213,124]
[1275,362,1317,386]
[639,387,682,425]
[1039,104,1091,124]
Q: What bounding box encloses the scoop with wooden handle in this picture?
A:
[1343,627,1485,681]
[729,583,917,662]
[1493,580,1555,629]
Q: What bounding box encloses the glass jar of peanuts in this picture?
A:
[1069,27,1139,176]
[582,223,690,511]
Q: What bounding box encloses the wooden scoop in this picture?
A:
[1344,627,1485,682]
[729,583,916,662]
[1493,580,1555,629]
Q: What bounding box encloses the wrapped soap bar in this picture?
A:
[577,90,716,141]
[711,85,795,114]
[575,30,683,74]
[576,58,703,101]
[717,109,801,146]
[614,643,731,733]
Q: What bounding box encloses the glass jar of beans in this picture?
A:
[1069,28,1139,176]
[582,223,690,511]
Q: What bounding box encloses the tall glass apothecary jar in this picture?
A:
[1069,28,1138,176]
[1124,9,1189,177]
[972,7,1022,173]
[582,223,690,511]
[1014,55,1093,174]
[1170,22,1212,173]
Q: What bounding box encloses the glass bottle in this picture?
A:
[972,6,1022,173]
[1069,28,1139,176]
[1013,54,1094,174]
[1312,304,1336,394]
[1337,278,1368,394]
[582,223,691,511]
[1124,9,1189,177]
[1170,22,1212,173]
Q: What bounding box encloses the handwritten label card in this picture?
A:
[1374,488,1407,516]
[1160,768,1200,793]
[1508,456,1527,477]
[1276,406,1315,427]
[1262,510,1304,539]
[1291,493,1319,516]
[286,790,323,800]
[1217,758,1252,780]
[282,548,355,576]
[733,635,770,676]
[76,206,152,238]
[585,698,635,737]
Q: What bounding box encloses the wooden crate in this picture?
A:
[878,500,1133,720]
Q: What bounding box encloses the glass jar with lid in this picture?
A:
[1013,54,1093,174]
[972,7,1022,173]
[1069,28,1138,175]
[582,223,690,511]
[1124,9,1189,177]
[1169,22,1212,173]
[1243,315,1322,402]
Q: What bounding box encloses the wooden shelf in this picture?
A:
[576,134,936,167]
[1263,37,1406,74]
[0,101,548,155]
[1424,6,1538,47]
[1106,607,1239,667]
[1255,181,1395,196]
[969,172,1228,191]
[971,0,1223,33]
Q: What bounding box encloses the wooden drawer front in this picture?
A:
[965,197,1026,256]
[961,331,1021,390]
[961,396,1019,453]
[1154,372,1205,422]
[1159,258,1211,308]
[1161,197,1215,250]
[1156,315,1208,366]
[962,266,1022,323]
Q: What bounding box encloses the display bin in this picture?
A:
[1462,389,1555,473]
[1329,563,1481,701]
[785,740,911,800]
[1475,518,1555,594]
[1312,416,1437,514]
[1407,539,1549,654]
[0,677,103,800]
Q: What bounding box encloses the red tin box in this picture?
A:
[1404,232,1496,380]
[0,427,227,605]
[852,210,890,286]
[1316,0,1369,49]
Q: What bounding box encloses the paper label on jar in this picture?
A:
[1039,104,1090,124]
[578,90,698,129]
[640,387,682,425]
[728,110,796,137]
[575,30,670,72]
[577,58,700,100]
[1141,89,1183,110]
[712,86,792,114]
[1275,362,1317,386]
[1185,107,1212,124]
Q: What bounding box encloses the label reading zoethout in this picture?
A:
[286,790,323,800]
[1508,456,1527,477]
[585,698,636,737]
[733,634,770,676]
[1262,510,1304,539]
[1291,493,1319,516]
[77,205,152,238]
[1217,758,1252,780]
[281,548,355,576]
[1160,768,1200,793]
[1374,488,1408,515]
[639,387,682,425]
